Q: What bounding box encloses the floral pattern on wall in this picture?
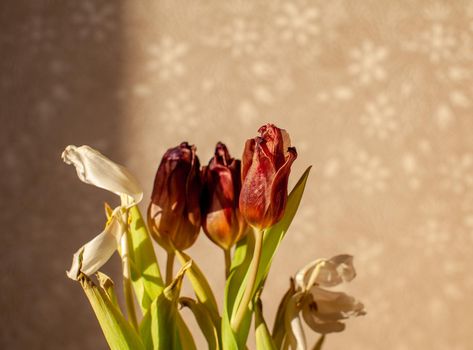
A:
[1,0,473,349]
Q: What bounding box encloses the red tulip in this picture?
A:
[201,142,248,250]
[239,124,297,229]
[148,142,201,251]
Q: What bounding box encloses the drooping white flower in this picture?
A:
[62,145,143,205]
[285,255,365,349]
[295,254,356,290]
[67,208,124,280]
[62,145,143,280]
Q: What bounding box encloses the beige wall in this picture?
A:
[2,0,473,349]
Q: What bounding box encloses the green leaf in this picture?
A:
[175,250,220,324]
[175,311,197,350]
[139,261,191,350]
[272,284,294,349]
[312,335,326,350]
[180,297,220,350]
[79,275,144,350]
[222,232,255,350]
[139,295,172,350]
[255,298,276,350]
[96,272,120,310]
[225,167,311,348]
[127,205,164,313]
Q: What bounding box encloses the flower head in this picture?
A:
[201,142,248,250]
[62,145,143,205]
[62,145,143,279]
[239,124,297,229]
[291,255,365,340]
[148,142,202,251]
[66,208,124,280]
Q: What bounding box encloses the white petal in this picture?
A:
[300,293,347,334]
[295,255,356,290]
[285,292,307,350]
[66,213,123,280]
[327,255,356,283]
[62,145,143,204]
[310,286,365,317]
[295,258,323,290]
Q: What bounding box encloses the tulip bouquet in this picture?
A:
[62,124,365,350]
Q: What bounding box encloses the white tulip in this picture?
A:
[67,208,124,280]
[285,255,365,349]
[62,145,143,279]
[62,145,143,205]
[295,254,356,291]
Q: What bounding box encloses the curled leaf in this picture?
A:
[79,275,144,350]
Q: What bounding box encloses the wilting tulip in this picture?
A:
[148,142,202,251]
[62,145,143,205]
[282,255,365,349]
[201,142,248,251]
[61,145,143,280]
[239,124,297,229]
[294,255,365,334]
[66,208,124,280]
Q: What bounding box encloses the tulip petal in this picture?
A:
[62,145,143,204]
[267,147,297,225]
[67,213,122,280]
[309,287,365,317]
[325,255,356,284]
[285,293,307,350]
[239,140,277,228]
[302,308,346,334]
[299,293,346,334]
[241,139,256,181]
[295,254,356,290]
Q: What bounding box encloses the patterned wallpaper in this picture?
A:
[1,0,473,349]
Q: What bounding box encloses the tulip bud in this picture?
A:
[148,142,202,251]
[201,142,248,250]
[239,124,297,229]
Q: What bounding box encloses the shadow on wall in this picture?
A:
[0,1,127,349]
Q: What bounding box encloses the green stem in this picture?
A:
[121,231,138,331]
[166,251,175,285]
[224,248,231,279]
[231,228,264,333]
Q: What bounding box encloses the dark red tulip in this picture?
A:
[148,142,201,251]
[239,124,297,229]
[201,142,248,250]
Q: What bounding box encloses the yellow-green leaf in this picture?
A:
[140,261,191,350]
[128,205,163,313]
[175,250,220,324]
[255,298,276,350]
[180,297,220,350]
[79,275,144,350]
[272,284,294,349]
[175,312,197,350]
[96,271,120,310]
[222,232,255,350]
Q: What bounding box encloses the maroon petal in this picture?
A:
[241,138,256,181]
[266,147,297,225]
[239,141,276,228]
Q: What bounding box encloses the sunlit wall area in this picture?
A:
[1,1,472,349]
[121,1,473,349]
